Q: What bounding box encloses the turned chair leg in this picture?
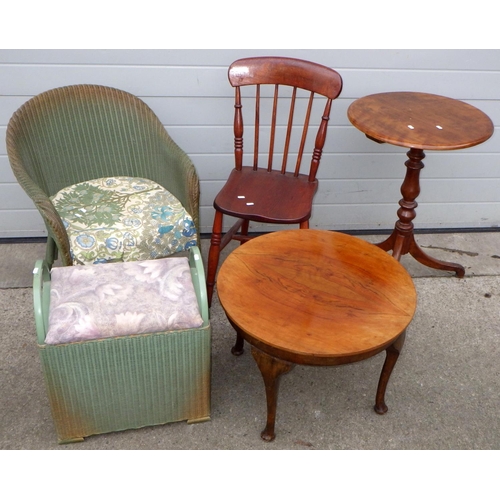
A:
[207,211,224,307]
[251,347,294,442]
[374,331,406,414]
[240,219,250,240]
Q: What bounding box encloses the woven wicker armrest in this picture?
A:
[188,246,209,325]
[33,259,51,344]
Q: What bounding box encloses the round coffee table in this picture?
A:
[217,229,417,441]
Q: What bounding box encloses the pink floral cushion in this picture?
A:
[45,257,204,345]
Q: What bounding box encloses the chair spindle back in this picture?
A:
[229,57,342,182]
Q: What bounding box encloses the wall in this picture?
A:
[1,49,498,238]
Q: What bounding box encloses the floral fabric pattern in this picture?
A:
[45,257,204,345]
[51,177,197,265]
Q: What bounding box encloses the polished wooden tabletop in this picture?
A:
[217,229,417,365]
[347,92,494,150]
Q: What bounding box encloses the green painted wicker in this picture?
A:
[7,84,200,267]
[33,246,211,444]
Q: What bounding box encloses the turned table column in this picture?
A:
[348,92,494,276]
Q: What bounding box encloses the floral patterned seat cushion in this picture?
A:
[45,257,204,345]
[50,177,197,265]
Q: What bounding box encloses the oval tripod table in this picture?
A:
[348,92,494,277]
[217,229,417,441]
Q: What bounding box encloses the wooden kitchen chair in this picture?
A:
[206,56,343,305]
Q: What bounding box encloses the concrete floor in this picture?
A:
[1,232,499,450]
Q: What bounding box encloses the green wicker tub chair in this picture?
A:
[33,246,211,444]
[6,84,200,267]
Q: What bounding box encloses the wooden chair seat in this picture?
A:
[214,167,318,223]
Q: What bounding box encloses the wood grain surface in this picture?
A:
[217,229,417,363]
[348,92,494,150]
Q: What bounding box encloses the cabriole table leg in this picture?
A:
[251,347,294,442]
[374,331,406,415]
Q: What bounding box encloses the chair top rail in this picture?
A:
[229,56,343,100]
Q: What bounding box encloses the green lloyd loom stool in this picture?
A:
[33,246,211,444]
